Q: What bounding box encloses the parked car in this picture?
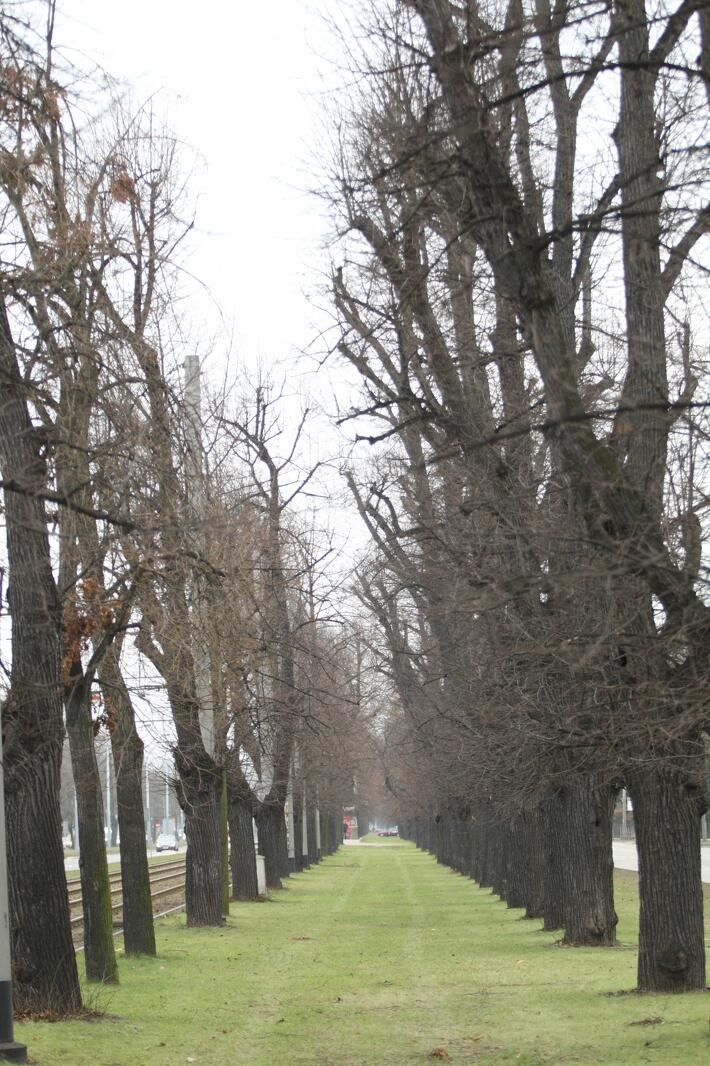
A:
[156,832,179,852]
[377,827,399,837]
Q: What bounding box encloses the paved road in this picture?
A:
[64,845,186,872]
[613,840,710,883]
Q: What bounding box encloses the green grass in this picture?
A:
[21,837,710,1065]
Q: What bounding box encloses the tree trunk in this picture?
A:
[0,298,81,1014]
[630,768,706,992]
[65,682,118,983]
[256,803,287,889]
[100,648,155,956]
[182,763,224,927]
[5,748,80,1014]
[522,808,545,920]
[228,792,259,900]
[504,816,528,910]
[220,772,230,917]
[487,823,507,899]
[293,798,303,872]
[307,807,318,864]
[561,778,617,946]
[300,789,310,870]
[542,794,566,932]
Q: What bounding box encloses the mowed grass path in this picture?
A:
[21,838,710,1065]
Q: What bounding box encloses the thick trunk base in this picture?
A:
[6,748,82,1014]
[105,652,156,957]
[228,794,259,900]
[630,769,705,992]
[561,780,617,946]
[67,689,118,984]
[256,804,288,889]
[184,771,225,927]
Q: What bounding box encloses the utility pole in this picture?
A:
[183,355,214,757]
[105,744,111,845]
[144,762,150,842]
[314,787,322,861]
[0,711,28,1062]
[301,780,309,870]
[285,763,296,874]
[621,789,628,839]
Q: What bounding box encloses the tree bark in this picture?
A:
[228,792,259,900]
[65,680,118,983]
[521,808,545,920]
[561,779,617,946]
[0,299,81,1013]
[180,756,224,927]
[630,768,706,991]
[504,816,529,910]
[307,806,318,864]
[293,797,303,872]
[541,794,566,932]
[99,647,155,956]
[256,803,287,889]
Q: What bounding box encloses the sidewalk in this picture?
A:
[613,839,710,883]
[64,845,186,872]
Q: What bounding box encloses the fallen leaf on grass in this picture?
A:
[289,935,314,941]
[429,1049,450,1060]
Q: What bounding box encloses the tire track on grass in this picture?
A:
[244,851,364,1055]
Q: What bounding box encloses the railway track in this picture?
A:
[68,857,186,947]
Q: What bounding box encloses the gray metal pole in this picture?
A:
[0,709,27,1061]
[145,762,150,842]
[105,744,111,845]
[314,787,322,861]
[285,765,296,874]
[301,782,309,869]
[621,789,628,839]
[183,356,214,757]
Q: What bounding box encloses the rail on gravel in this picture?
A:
[70,857,186,951]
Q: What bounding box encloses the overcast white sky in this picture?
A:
[59,0,339,378]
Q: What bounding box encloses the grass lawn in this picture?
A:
[20,837,710,1065]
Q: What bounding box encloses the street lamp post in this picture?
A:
[301,782,309,870]
[105,744,111,846]
[285,768,296,875]
[144,763,150,842]
[0,714,27,1062]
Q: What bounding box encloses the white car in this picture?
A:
[156,832,179,852]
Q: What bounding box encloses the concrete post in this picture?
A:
[621,789,628,839]
[105,744,111,844]
[301,782,309,869]
[0,708,27,1062]
[144,762,150,841]
[285,769,296,874]
[314,789,322,861]
[183,356,214,757]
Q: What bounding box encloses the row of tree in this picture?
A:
[326,0,709,993]
[0,4,378,1016]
